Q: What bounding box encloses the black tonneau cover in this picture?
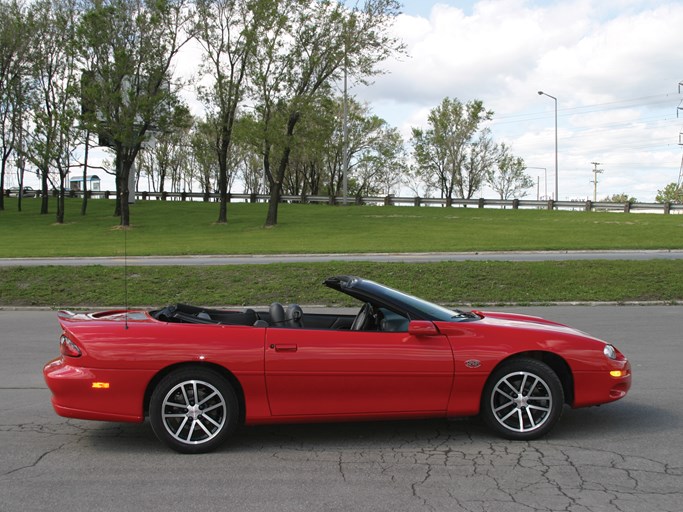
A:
[153,304,258,326]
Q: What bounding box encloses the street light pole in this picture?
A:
[342,67,348,205]
[524,167,547,199]
[538,91,558,202]
[342,34,349,206]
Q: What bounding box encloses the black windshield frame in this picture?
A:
[324,276,475,322]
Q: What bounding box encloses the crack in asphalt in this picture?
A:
[263,432,683,512]
[2,419,682,511]
[2,442,70,477]
[0,420,147,478]
[0,387,46,390]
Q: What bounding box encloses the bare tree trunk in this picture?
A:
[0,146,11,211]
[216,118,232,224]
[120,169,130,226]
[217,159,229,224]
[114,155,122,218]
[40,166,48,214]
[57,187,65,224]
[81,131,90,216]
[265,111,299,227]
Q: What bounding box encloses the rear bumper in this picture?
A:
[43,357,149,423]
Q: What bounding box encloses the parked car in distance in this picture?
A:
[44,275,632,453]
[7,186,37,198]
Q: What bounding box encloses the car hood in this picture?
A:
[463,310,604,341]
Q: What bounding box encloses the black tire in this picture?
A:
[150,367,239,454]
[482,358,564,440]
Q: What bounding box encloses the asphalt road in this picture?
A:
[1,306,681,512]
[1,249,682,266]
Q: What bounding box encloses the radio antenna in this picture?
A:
[124,222,129,330]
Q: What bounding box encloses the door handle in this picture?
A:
[271,344,298,352]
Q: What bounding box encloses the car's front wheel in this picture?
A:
[150,367,238,453]
[482,358,564,440]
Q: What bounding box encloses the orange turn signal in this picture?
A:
[609,370,624,378]
[92,382,110,389]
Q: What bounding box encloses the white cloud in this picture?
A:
[357,0,683,202]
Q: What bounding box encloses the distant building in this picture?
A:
[70,175,101,192]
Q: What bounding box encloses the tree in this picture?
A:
[242,91,406,201]
[251,0,403,226]
[0,0,29,212]
[349,116,406,198]
[190,118,220,199]
[193,0,273,224]
[331,98,405,198]
[602,193,636,204]
[137,107,192,196]
[281,95,337,197]
[411,97,494,201]
[459,127,497,199]
[487,142,532,200]
[79,0,192,227]
[239,152,264,194]
[24,0,82,223]
[402,164,434,198]
[655,183,682,204]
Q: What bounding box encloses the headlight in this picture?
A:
[603,344,617,360]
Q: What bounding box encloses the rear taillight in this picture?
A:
[60,334,82,357]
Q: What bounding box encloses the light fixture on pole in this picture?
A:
[538,91,558,202]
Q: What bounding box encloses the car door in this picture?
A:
[264,324,454,417]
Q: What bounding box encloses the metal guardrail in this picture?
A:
[5,188,682,213]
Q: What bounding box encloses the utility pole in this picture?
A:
[590,162,603,202]
[678,133,682,189]
[677,82,682,189]
[678,81,683,189]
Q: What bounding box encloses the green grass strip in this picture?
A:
[2,198,682,257]
[2,260,682,308]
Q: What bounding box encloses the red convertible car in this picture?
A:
[44,275,631,453]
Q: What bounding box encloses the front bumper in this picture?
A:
[573,359,632,408]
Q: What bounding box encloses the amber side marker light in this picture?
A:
[610,370,625,378]
[92,382,110,389]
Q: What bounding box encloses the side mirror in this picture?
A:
[408,320,440,336]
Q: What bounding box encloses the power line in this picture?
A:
[492,91,681,122]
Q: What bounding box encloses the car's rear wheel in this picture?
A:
[150,367,238,453]
[482,358,564,440]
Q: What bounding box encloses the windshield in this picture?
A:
[360,280,468,321]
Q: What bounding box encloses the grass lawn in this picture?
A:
[1,197,682,257]
[2,260,682,308]
[2,198,682,307]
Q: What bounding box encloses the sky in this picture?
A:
[14,0,681,203]
[351,0,683,202]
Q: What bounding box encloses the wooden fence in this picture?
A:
[5,188,682,214]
